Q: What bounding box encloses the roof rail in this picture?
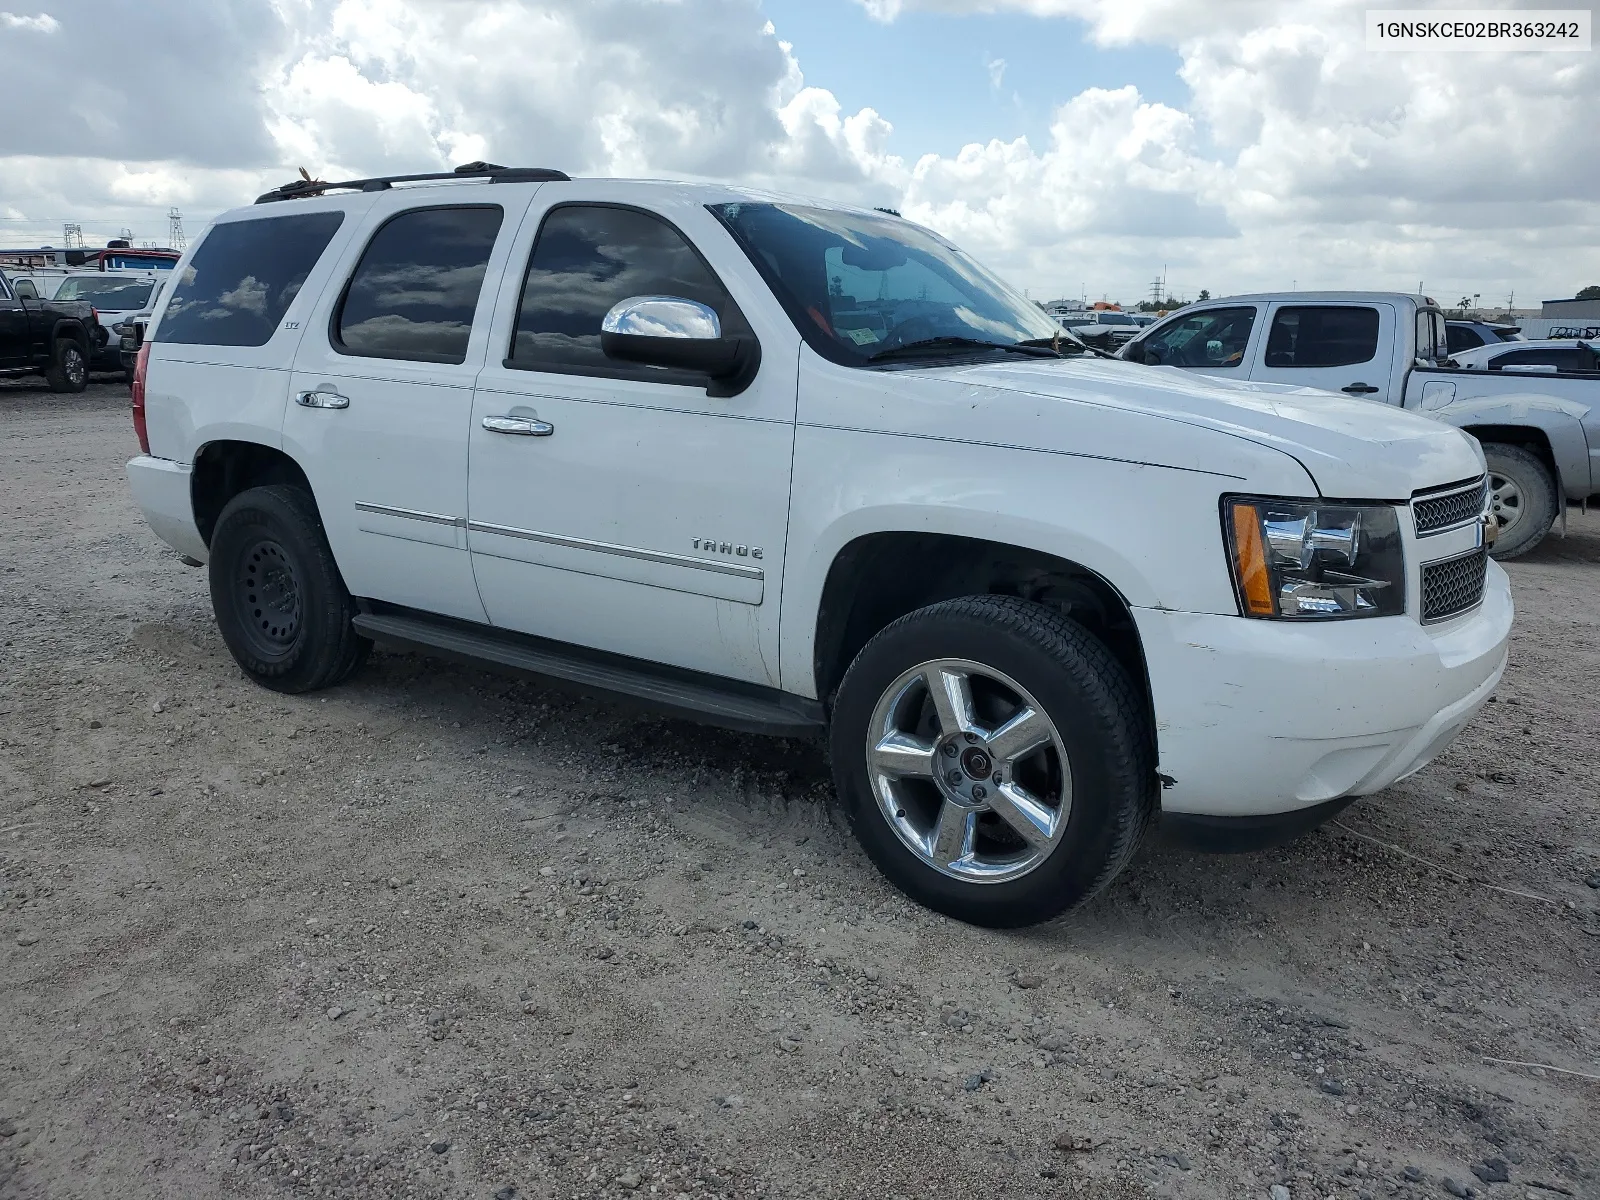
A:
[254,162,570,204]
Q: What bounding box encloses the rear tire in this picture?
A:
[208,485,370,693]
[1482,442,1557,560]
[44,339,88,393]
[829,595,1155,928]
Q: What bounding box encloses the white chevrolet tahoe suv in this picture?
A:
[125,164,1513,927]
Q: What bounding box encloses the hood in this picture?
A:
[925,357,1484,499]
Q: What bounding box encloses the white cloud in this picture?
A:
[0,11,59,32]
[0,0,1594,305]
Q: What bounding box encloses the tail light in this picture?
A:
[131,342,152,455]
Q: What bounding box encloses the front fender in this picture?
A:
[777,423,1316,697]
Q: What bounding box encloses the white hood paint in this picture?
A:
[920,357,1486,499]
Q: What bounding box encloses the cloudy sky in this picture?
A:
[1,0,1595,307]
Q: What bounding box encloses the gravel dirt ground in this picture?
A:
[2,380,1597,1200]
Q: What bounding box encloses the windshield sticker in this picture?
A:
[843,327,882,345]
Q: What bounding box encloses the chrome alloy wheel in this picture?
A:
[865,658,1071,884]
[1487,470,1524,538]
[63,344,86,388]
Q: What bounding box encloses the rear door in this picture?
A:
[283,194,530,623]
[0,274,26,368]
[1249,302,1396,401]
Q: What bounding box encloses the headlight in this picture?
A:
[1225,497,1405,619]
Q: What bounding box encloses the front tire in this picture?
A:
[1483,442,1557,560]
[44,339,88,393]
[208,485,370,693]
[829,595,1155,928]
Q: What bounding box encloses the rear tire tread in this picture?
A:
[209,484,369,693]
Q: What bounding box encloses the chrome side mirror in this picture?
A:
[600,294,759,398]
[601,295,722,340]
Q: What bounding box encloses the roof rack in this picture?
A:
[254,161,570,204]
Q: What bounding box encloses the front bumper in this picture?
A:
[126,455,208,562]
[1133,559,1513,817]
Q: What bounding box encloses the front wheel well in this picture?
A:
[1460,425,1558,486]
[192,441,313,547]
[812,532,1153,740]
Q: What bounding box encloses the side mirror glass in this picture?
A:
[601,295,760,397]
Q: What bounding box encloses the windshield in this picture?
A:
[54,277,156,309]
[1089,312,1136,325]
[709,202,1060,365]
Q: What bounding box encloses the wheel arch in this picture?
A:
[810,530,1155,751]
[50,318,90,351]
[191,439,315,548]
[1454,407,1590,500]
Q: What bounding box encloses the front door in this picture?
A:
[283,200,523,624]
[1134,303,1262,378]
[467,193,798,687]
[1249,302,1396,401]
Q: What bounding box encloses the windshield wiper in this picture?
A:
[1016,334,1120,360]
[867,336,1062,363]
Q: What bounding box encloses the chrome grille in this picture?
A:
[1421,548,1487,623]
[1413,477,1487,535]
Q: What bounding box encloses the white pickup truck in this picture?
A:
[124,169,1511,927]
[1117,292,1600,558]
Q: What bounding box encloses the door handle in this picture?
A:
[482,415,554,436]
[1340,382,1380,395]
[296,389,349,409]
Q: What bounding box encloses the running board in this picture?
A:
[352,609,825,739]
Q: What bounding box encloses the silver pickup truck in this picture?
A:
[1118,291,1600,558]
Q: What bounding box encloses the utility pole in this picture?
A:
[167,207,186,250]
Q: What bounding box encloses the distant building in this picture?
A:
[1541,297,1600,319]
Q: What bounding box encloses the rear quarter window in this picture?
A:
[157,211,345,347]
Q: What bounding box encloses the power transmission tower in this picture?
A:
[1148,276,1164,307]
[167,207,186,250]
[62,222,83,249]
[118,227,134,243]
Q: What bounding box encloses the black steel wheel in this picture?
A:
[209,485,369,693]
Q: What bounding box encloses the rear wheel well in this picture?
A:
[192,441,313,547]
[813,532,1152,737]
[1461,425,1558,487]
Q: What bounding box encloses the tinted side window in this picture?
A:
[1263,306,1380,368]
[159,212,344,347]
[335,206,503,365]
[1446,324,1483,354]
[1140,306,1256,368]
[511,205,732,373]
[1494,348,1591,372]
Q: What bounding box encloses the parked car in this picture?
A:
[1061,309,1142,349]
[0,266,96,391]
[125,167,1511,927]
[115,308,155,382]
[49,271,165,370]
[1446,320,1523,355]
[1118,292,1599,558]
[1448,338,1599,375]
